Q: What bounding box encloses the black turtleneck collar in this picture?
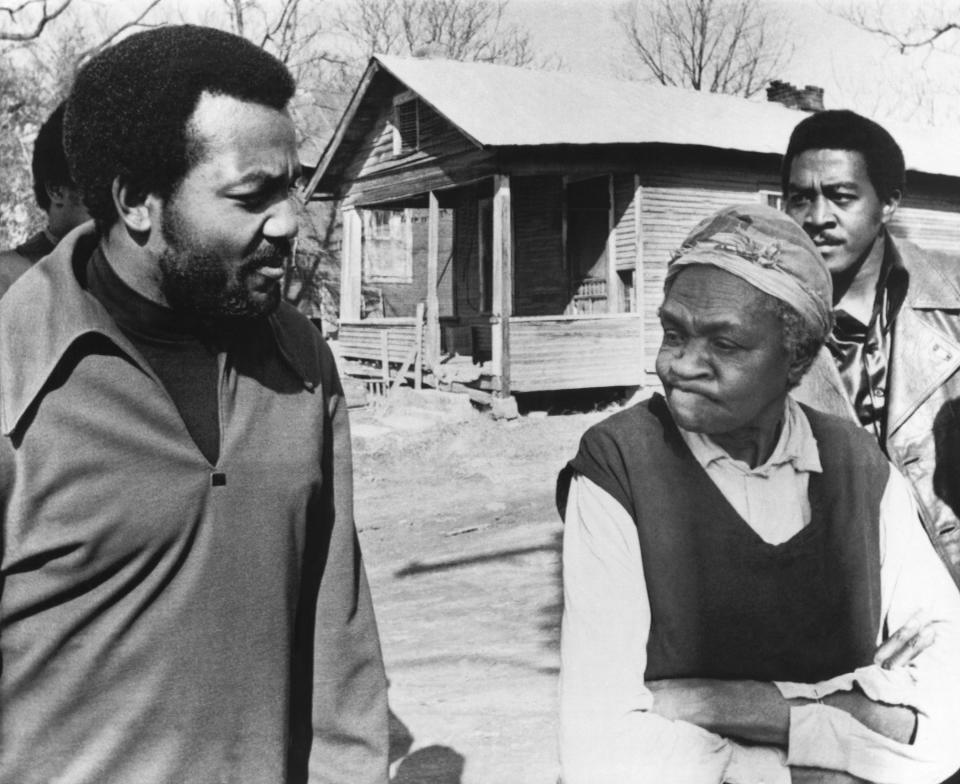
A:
[85,246,210,344]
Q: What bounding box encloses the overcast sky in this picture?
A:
[505,0,960,128]
[68,0,960,129]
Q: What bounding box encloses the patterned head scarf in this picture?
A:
[666,203,833,339]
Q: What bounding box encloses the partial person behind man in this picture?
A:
[0,101,89,297]
[0,25,387,784]
[558,204,960,784]
[784,110,960,591]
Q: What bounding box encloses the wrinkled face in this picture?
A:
[656,266,793,439]
[157,93,301,319]
[785,149,896,279]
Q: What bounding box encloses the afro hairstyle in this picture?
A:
[64,24,296,228]
[32,101,75,212]
[782,109,905,202]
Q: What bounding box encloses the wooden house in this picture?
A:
[304,55,960,400]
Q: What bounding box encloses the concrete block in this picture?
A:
[490,395,519,420]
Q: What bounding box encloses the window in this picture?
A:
[392,92,420,156]
[369,209,394,240]
[760,190,784,211]
[363,209,413,282]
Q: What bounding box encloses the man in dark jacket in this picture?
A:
[0,25,388,784]
[785,110,960,590]
[0,101,89,296]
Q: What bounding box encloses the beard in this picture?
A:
[158,204,288,320]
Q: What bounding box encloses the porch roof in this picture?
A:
[306,55,960,198]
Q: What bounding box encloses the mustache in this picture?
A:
[242,241,292,271]
[808,232,843,245]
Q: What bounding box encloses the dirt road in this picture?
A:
[351,391,611,784]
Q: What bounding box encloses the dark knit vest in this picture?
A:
[557,394,887,684]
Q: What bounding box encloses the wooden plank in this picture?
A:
[341,149,497,206]
[426,191,441,369]
[634,174,645,382]
[492,174,513,397]
[390,344,419,393]
[447,382,493,405]
[414,302,424,390]
[340,208,363,321]
[606,173,617,314]
[337,321,420,363]
[561,175,568,275]
[506,315,645,391]
[380,331,390,383]
[341,317,418,326]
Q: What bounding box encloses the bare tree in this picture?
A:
[336,0,535,67]
[614,0,793,97]
[207,0,350,166]
[0,0,168,248]
[220,0,344,70]
[0,0,71,42]
[838,0,960,53]
[827,1,960,126]
[0,53,44,244]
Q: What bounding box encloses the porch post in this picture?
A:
[426,191,441,369]
[606,173,618,313]
[492,174,514,403]
[340,206,362,321]
[634,175,645,384]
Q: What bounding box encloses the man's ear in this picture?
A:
[880,188,902,225]
[111,178,160,233]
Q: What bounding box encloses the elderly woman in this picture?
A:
[557,204,960,784]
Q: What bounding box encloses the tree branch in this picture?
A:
[614,0,791,97]
[0,0,71,42]
[71,0,165,67]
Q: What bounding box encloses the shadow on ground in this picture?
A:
[539,529,563,668]
[390,527,564,665]
[393,542,557,577]
[390,709,465,784]
[392,746,465,784]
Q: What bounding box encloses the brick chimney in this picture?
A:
[766,80,824,112]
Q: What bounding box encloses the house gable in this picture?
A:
[316,66,484,202]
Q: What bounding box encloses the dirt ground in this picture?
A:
[349,388,616,784]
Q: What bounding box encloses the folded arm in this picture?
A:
[560,471,960,784]
[648,470,960,784]
[560,476,787,784]
[647,677,915,746]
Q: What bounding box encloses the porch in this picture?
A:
[335,172,649,399]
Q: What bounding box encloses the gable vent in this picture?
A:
[393,95,420,155]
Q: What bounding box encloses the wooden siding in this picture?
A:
[343,78,478,185]
[513,175,566,316]
[338,318,422,364]
[341,148,497,206]
[330,73,497,206]
[327,109,960,396]
[613,174,637,273]
[452,187,484,320]
[508,314,644,391]
[360,206,454,318]
[891,203,960,254]
[638,161,778,382]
